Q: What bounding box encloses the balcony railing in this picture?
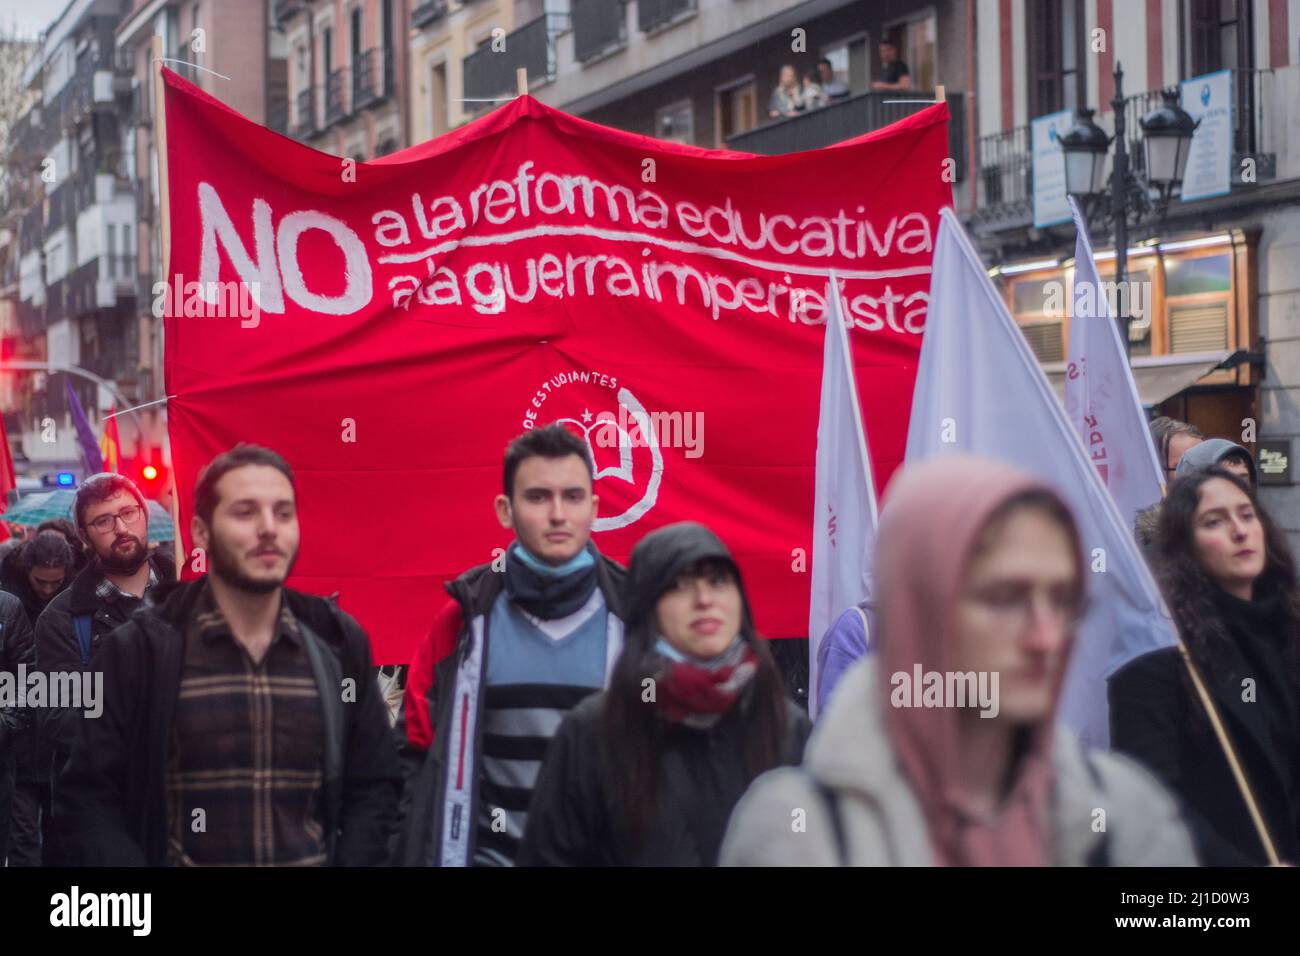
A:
[728,90,966,182]
[574,0,627,63]
[352,48,392,111]
[1122,68,1276,186]
[411,0,449,28]
[639,0,695,34]
[268,100,290,136]
[294,86,316,137]
[464,14,564,102]
[973,125,1031,229]
[978,69,1279,230]
[325,69,348,125]
[273,0,307,26]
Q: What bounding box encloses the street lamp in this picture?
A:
[1058,63,1199,355]
[1059,108,1109,196]
[1139,88,1199,202]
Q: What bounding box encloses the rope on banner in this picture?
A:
[153,56,231,82]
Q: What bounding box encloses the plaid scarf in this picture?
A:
[650,636,758,729]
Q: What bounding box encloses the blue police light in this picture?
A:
[56,472,76,487]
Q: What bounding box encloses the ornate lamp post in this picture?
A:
[1059,63,1198,354]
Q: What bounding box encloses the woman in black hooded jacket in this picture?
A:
[1110,467,1300,865]
[518,522,809,866]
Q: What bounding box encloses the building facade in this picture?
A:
[407,0,972,198]
[2,0,289,484]
[8,0,138,476]
[969,0,1300,543]
[277,0,409,159]
[115,0,287,470]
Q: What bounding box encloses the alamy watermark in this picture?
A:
[152,275,262,328]
[0,666,103,719]
[890,665,1000,718]
[592,405,705,459]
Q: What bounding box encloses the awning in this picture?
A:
[1043,349,1254,407]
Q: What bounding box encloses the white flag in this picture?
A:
[906,208,1175,747]
[809,271,879,719]
[1064,196,1165,526]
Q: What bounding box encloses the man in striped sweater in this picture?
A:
[395,424,627,866]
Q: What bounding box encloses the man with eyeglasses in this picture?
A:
[33,472,176,864]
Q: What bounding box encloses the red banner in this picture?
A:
[161,70,952,663]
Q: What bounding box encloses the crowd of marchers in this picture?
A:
[0,417,1295,867]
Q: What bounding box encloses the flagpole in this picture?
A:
[516,67,528,97]
[151,35,184,575]
[828,270,879,523]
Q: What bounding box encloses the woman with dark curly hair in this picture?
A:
[1110,466,1300,865]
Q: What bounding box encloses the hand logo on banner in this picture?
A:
[520,373,663,532]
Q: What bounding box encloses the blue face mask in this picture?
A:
[510,540,595,578]
[653,635,744,671]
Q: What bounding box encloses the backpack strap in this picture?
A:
[1081,750,1111,867]
[814,778,848,865]
[73,614,94,668]
[851,604,871,649]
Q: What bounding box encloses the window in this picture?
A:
[1184,0,1253,75]
[429,61,448,135]
[1027,0,1085,116]
[655,100,694,144]
[821,34,868,95]
[1165,251,1232,353]
[323,27,334,79]
[886,11,937,91]
[715,78,757,146]
[1009,272,1065,363]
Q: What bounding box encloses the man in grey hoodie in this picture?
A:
[1174,438,1256,486]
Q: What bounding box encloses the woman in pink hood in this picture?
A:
[721,455,1196,866]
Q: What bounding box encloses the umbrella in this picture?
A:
[1,488,175,542]
[0,490,67,526]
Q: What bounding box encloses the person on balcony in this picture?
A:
[872,37,912,92]
[768,65,804,119]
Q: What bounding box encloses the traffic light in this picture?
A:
[131,450,170,501]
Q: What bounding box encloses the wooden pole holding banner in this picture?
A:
[516,67,528,97]
[1177,639,1281,864]
[150,35,184,575]
[935,84,946,103]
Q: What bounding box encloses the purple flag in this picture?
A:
[64,377,105,475]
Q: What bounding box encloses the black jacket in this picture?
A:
[1,544,48,629]
[393,551,627,866]
[1110,593,1300,865]
[34,551,177,764]
[518,687,809,866]
[0,590,35,752]
[54,578,403,866]
[2,545,67,780]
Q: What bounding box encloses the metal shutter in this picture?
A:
[1020,321,1064,363]
[1169,302,1228,353]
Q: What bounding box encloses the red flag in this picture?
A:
[100,407,121,473]
[160,69,952,663]
[0,414,15,543]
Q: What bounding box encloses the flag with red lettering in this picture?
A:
[160,69,952,663]
[1064,197,1165,526]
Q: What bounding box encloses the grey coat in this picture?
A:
[720,658,1198,866]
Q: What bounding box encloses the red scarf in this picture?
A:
[652,640,759,729]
